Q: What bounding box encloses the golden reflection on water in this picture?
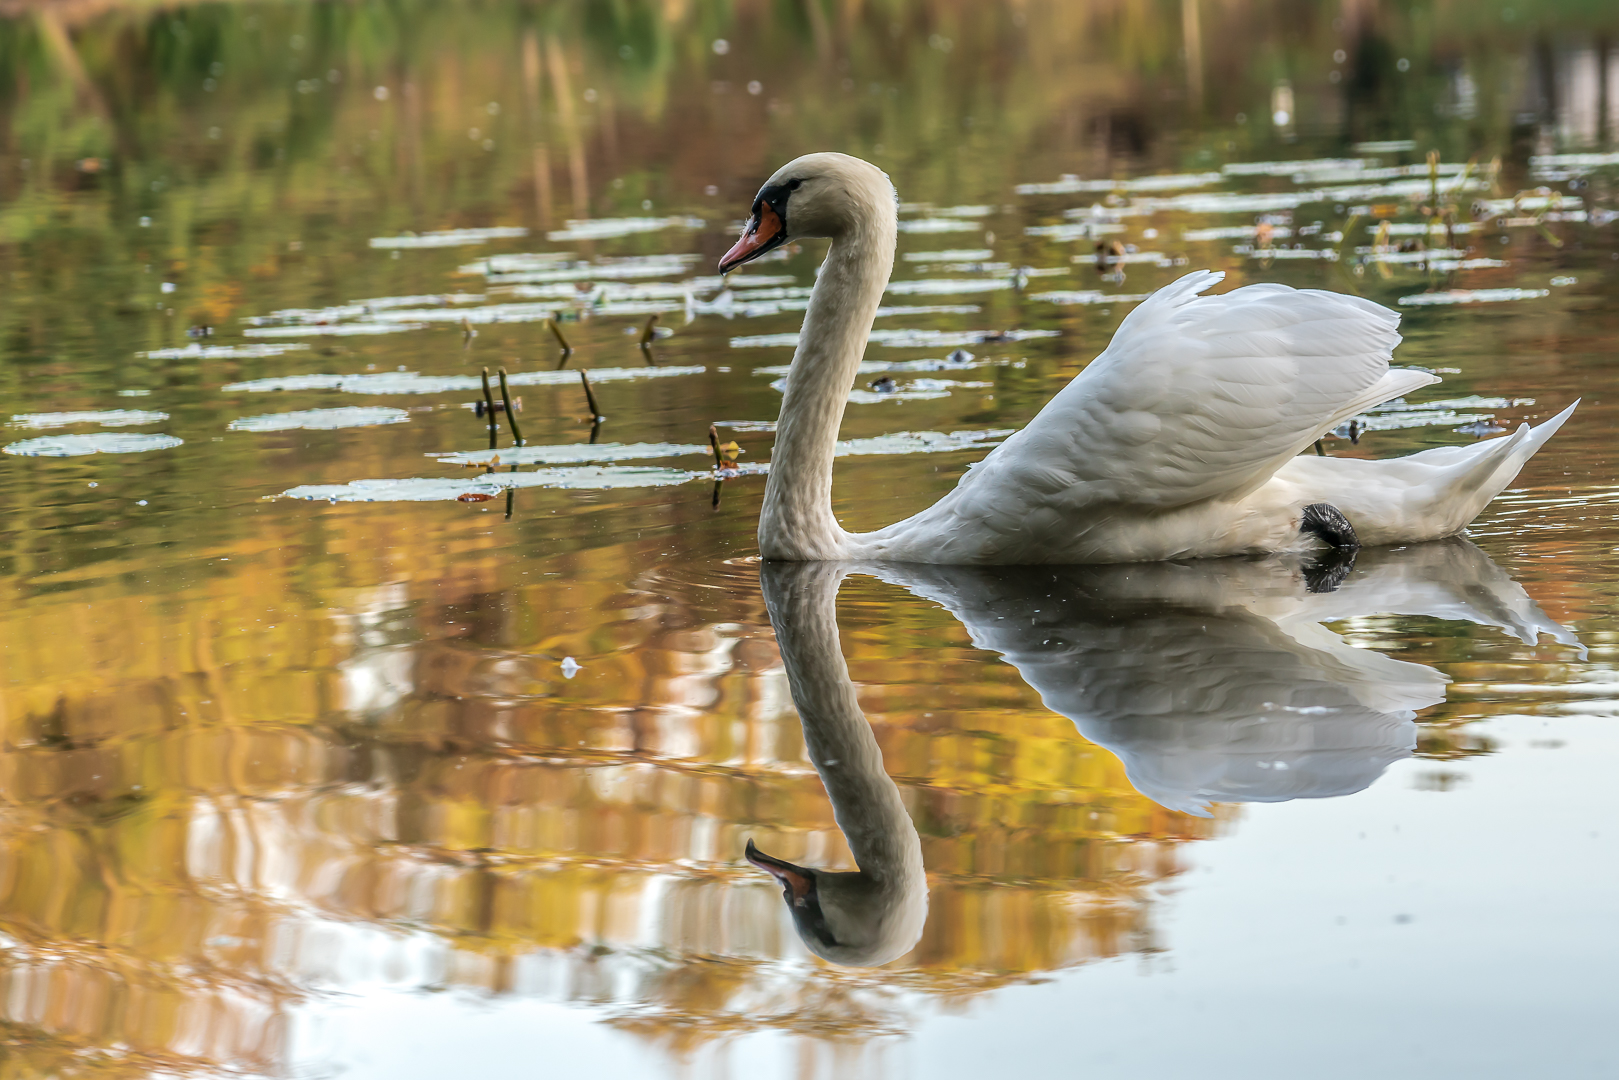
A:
[0,534,1221,1073]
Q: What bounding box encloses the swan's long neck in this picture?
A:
[761,563,921,884]
[759,209,896,561]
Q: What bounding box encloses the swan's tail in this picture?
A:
[1427,399,1578,507]
[1297,401,1578,545]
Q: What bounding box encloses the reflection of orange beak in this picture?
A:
[745,838,814,901]
[719,202,784,273]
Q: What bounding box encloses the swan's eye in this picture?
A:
[787,179,803,191]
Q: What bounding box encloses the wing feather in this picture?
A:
[953,270,1434,519]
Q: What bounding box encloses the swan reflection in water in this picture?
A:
[747,539,1578,966]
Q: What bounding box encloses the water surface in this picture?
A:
[1,1,1617,1076]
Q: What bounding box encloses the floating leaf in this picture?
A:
[546,216,705,242]
[281,466,703,502]
[228,407,411,432]
[368,227,528,248]
[434,442,708,466]
[138,343,308,359]
[9,410,168,430]
[224,365,705,395]
[1397,289,1551,306]
[4,433,183,457]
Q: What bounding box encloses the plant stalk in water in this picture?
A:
[497,368,524,444]
[480,368,499,449]
[579,370,601,421]
[547,317,572,353]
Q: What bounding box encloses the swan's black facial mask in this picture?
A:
[745,838,841,950]
[719,183,793,272]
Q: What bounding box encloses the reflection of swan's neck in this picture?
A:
[759,210,896,561]
[766,563,920,882]
[759,562,926,966]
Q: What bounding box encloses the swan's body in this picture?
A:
[719,153,1575,564]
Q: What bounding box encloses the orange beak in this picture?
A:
[719,202,785,273]
[745,838,814,901]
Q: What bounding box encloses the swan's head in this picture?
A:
[745,838,926,967]
[719,152,896,272]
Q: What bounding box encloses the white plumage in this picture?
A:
[722,154,1575,564]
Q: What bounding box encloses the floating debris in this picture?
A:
[875,304,983,318]
[118,389,153,397]
[1455,420,1511,436]
[472,253,701,283]
[4,433,184,457]
[1024,224,1132,242]
[897,218,983,234]
[1183,225,1297,242]
[9,410,168,430]
[281,466,703,502]
[1247,248,1339,261]
[546,216,705,242]
[244,322,427,338]
[223,365,705,395]
[1398,288,1551,306]
[835,429,1014,456]
[369,227,528,249]
[769,376,984,402]
[1029,290,1151,305]
[869,376,897,393]
[903,249,994,263]
[733,328,1056,349]
[138,343,309,360]
[1223,158,1373,177]
[457,492,496,502]
[561,657,582,678]
[885,277,1019,297]
[228,407,411,432]
[1014,171,1222,195]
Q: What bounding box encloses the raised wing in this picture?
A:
[954,270,1435,514]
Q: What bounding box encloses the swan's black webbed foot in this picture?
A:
[1300,502,1360,550]
[1302,546,1358,593]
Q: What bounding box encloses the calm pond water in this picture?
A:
[1,1,1617,1076]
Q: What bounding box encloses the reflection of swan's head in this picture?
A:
[745,838,925,968]
[720,152,895,272]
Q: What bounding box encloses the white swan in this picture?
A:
[719,152,1577,564]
